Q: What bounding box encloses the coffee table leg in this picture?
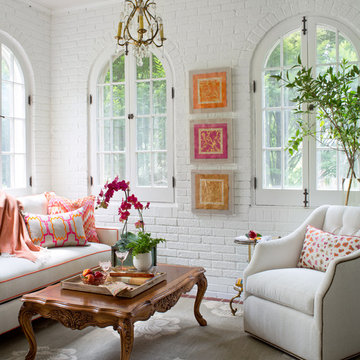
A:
[194,272,207,326]
[117,318,134,360]
[18,303,37,360]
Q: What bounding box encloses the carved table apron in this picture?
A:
[18,264,207,360]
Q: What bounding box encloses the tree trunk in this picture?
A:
[344,176,353,206]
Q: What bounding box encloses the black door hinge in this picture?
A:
[172,176,176,188]
[302,16,307,35]
[252,80,256,93]
[89,94,93,105]
[171,87,175,99]
[29,176,32,187]
[303,188,309,207]
[254,176,257,190]
[28,95,32,106]
[90,176,93,186]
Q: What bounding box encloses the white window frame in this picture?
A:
[88,47,174,203]
[252,16,360,206]
[0,31,32,197]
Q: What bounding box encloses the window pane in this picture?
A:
[14,118,25,153]
[137,82,150,115]
[137,56,150,80]
[113,84,125,117]
[14,154,26,188]
[317,27,336,64]
[153,80,166,114]
[266,43,280,68]
[2,117,10,152]
[264,71,280,107]
[264,111,281,147]
[264,150,281,188]
[113,119,125,151]
[103,86,111,117]
[339,34,358,62]
[112,55,125,82]
[153,116,166,150]
[104,154,112,182]
[137,117,151,151]
[283,31,301,67]
[284,111,300,144]
[1,58,10,81]
[104,119,111,151]
[284,151,302,188]
[317,149,337,190]
[98,63,110,84]
[14,58,24,84]
[2,154,11,188]
[152,54,165,78]
[283,69,297,106]
[2,45,12,81]
[2,82,13,117]
[137,152,151,186]
[14,84,25,118]
[153,152,167,186]
[113,153,125,178]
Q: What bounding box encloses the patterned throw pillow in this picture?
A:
[44,192,99,243]
[24,208,87,248]
[298,225,360,272]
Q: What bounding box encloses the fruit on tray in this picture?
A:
[81,269,105,285]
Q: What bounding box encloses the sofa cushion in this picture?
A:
[17,194,48,215]
[0,242,110,304]
[246,268,325,315]
[298,225,360,272]
[45,192,99,243]
[24,208,87,248]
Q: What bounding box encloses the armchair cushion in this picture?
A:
[298,225,360,272]
[246,268,325,315]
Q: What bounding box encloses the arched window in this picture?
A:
[253,17,360,206]
[90,51,174,202]
[1,39,30,193]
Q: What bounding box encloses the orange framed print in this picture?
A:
[191,170,233,214]
[190,119,233,163]
[189,67,232,113]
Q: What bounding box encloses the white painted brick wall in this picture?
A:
[3,0,360,300]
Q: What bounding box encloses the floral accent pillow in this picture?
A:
[24,208,87,248]
[298,225,360,272]
[44,192,99,243]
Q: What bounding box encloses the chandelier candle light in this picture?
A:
[115,0,166,64]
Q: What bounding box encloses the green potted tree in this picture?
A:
[273,58,360,205]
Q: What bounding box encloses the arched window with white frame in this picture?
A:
[253,16,360,206]
[90,50,174,203]
[0,34,31,195]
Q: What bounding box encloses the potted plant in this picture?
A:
[96,177,166,269]
[273,58,360,205]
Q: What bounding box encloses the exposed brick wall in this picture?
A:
[2,0,360,299]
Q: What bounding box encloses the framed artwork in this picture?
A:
[191,170,233,214]
[189,67,232,113]
[190,118,233,163]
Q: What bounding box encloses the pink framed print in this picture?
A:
[189,67,232,113]
[190,119,233,163]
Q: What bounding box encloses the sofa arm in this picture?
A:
[95,227,119,246]
[244,205,329,285]
[313,250,360,359]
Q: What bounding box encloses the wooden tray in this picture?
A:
[61,271,166,298]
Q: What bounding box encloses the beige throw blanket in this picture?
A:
[0,191,42,262]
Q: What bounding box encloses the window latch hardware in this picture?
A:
[0,115,5,118]
[303,188,309,207]
[128,113,134,120]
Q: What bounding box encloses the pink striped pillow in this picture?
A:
[24,208,87,248]
[44,192,99,243]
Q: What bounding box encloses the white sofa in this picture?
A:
[0,194,118,335]
[243,205,360,360]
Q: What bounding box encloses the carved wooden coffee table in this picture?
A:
[18,264,207,360]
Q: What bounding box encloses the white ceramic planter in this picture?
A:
[133,252,152,272]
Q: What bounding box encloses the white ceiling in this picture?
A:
[28,0,117,11]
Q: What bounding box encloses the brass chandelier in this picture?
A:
[115,0,166,64]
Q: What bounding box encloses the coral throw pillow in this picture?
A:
[24,208,87,248]
[298,225,360,272]
[44,192,99,243]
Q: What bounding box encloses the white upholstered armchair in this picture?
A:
[243,205,360,360]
